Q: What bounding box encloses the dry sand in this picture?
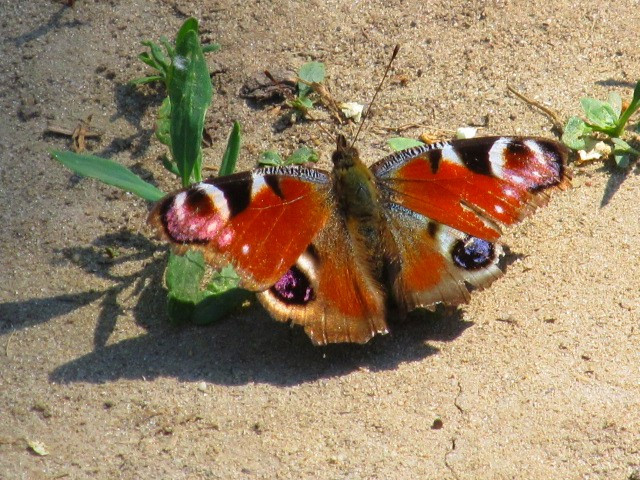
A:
[1,1,640,478]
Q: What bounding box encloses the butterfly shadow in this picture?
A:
[31,228,473,387]
[48,288,473,387]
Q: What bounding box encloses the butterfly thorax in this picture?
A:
[331,136,401,298]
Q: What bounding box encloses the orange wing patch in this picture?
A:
[258,213,388,345]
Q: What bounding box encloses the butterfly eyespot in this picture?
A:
[451,236,496,270]
[270,265,315,305]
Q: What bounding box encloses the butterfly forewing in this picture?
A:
[149,167,333,290]
[372,137,570,242]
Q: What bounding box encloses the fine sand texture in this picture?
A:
[1,1,640,479]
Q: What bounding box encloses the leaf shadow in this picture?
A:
[98,82,165,159]
[8,4,83,47]
[599,163,639,208]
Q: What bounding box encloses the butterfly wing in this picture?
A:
[149,167,333,290]
[149,166,388,344]
[373,136,569,308]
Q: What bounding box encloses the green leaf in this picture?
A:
[155,96,172,147]
[581,97,618,130]
[51,150,165,201]
[258,150,284,166]
[202,43,221,53]
[561,116,592,151]
[166,250,206,300]
[633,79,640,105]
[298,62,325,97]
[612,137,632,153]
[192,288,251,325]
[129,75,165,86]
[161,155,180,176]
[219,121,241,177]
[613,79,640,137]
[167,17,213,186]
[146,40,170,77]
[388,137,425,151]
[138,52,161,70]
[285,146,318,165]
[160,36,175,58]
[167,292,197,325]
[208,264,242,293]
[612,137,640,156]
[290,96,314,112]
[166,252,250,325]
[614,153,630,169]
[608,92,622,118]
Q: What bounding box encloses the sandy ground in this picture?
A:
[1,0,640,478]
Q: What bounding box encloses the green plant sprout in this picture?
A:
[51,18,248,325]
[562,80,640,168]
[288,61,326,118]
[258,146,318,167]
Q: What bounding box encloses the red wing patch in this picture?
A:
[148,167,332,290]
[372,137,570,242]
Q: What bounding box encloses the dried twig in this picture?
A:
[507,85,564,133]
[45,115,101,152]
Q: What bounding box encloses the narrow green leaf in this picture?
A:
[167,17,213,186]
[581,97,617,129]
[298,62,325,97]
[258,150,284,166]
[633,79,640,104]
[161,156,180,176]
[160,36,175,58]
[202,43,221,53]
[388,137,425,151]
[51,150,165,201]
[219,121,241,176]
[138,52,160,70]
[155,97,172,147]
[147,41,170,76]
[129,75,165,86]
[613,79,640,137]
[166,250,205,300]
[285,146,318,165]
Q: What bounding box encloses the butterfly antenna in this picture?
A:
[350,44,400,149]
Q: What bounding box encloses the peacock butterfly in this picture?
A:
[148,132,569,344]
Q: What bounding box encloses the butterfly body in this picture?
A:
[150,136,569,345]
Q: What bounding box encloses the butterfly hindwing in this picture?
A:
[258,209,388,345]
[149,167,333,290]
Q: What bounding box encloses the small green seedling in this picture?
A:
[562,80,640,168]
[258,146,319,167]
[130,33,220,87]
[387,137,425,151]
[288,61,326,118]
[52,18,248,326]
